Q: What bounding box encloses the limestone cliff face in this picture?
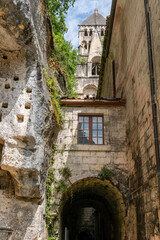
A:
[0,0,60,239]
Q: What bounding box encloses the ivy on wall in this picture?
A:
[43,69,64,125]
[46,145,72,239]
[46,0,78,98]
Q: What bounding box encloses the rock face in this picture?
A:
[0,0,59,239]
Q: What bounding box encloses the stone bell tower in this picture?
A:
[76,9,106,97]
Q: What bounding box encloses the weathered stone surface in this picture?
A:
[100,0,160,239]
[0,0,59,239]
[54,105,128,196]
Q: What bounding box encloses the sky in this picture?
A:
[65,0,112,49]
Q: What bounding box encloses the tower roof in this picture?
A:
[80,9,106,26]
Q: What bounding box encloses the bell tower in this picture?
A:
[76,9,106,97]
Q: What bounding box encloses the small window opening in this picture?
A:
[3,56,7,60]
[2,103,8,108]
[13,76,19,81]
[25,102,31,109]
[5,83,10,89]
[17,114,24,123]
[26,88,32,93]
[101,29,104,36]
[84,29,88,36]
[89,29,92,36]
[85,44,88,55]
[88,41,91,53]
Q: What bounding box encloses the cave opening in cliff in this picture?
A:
[59,178,125,240]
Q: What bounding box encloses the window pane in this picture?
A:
[84,137,89,144]
[79,123,83,130]
[92,123,97,130]
[84,123,89,129]
[79,130,83,137]
[78,138,83,144]
[84,130,89,137]
[79,116,83,122]
[98,131,103,137]
[84,117,89,122]
[98,117,102,123]
[98,138,103,144]
[93,130,97,137]
[98,124,102,130]
[92,138,97,144]
[93,117,97,122]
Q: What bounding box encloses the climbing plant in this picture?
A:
[46,0,78,97]
[43,69,64,125]
[98,166,112,181]
[46,145,72,239]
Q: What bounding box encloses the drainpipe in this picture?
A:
[144,0,160,197]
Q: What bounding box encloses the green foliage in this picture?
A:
[53,34,78,97]
[98,167,112,180]
[59,167,72,179]
[46,0,78,98]
[43,69,64,125]
[46,0,75,35]
[78,56,87,65]
[46,146,72,239]
[55,179,68,193]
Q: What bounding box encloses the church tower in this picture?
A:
[76,9,106,97]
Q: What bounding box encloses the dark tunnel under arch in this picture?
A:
[59,177,126,240]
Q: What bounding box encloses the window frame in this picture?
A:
[77,114,104,145]
[92,63,100,75]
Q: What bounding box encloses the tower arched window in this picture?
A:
[88,41,91,53]
[101,29,104,36]
[82,41,88,55]
[89,29,93,36]
[92,56,101,75]
[84,29,88,36]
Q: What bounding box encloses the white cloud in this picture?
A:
[64,0,112,48]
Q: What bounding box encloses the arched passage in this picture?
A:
[59,178,125,240]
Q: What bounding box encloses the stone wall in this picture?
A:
[54,104,127,187]
[0,0,61,239]
[100,0,160,239]
[53,103,127,197]
[52,101,128,239]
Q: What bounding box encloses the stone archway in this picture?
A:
[83,84,97,97]
[59,177,126,240]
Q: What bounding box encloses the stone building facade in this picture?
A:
[0,0,65,239]
[76,9,106,97]
[98,0,160,239]
[53,10,128,240]
[0,0,160,239]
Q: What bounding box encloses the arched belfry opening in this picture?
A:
[60,178,125,240]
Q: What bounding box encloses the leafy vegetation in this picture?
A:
[46,0,78,98]
[45,0,77,238]
[43,69,64,125]
[98,167,112,180]
[46,145,72,239]
[78,56,87,65]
